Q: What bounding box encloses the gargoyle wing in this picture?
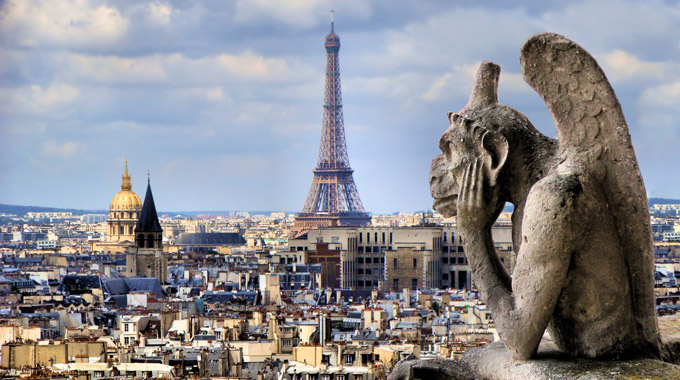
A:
[520,33,659,352]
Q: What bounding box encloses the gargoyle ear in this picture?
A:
[481,130,508,187]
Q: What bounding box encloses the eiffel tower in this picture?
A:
[291,12,371,238]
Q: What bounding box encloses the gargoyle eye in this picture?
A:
[448,112,461,124]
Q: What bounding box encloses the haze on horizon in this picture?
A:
[1,0,679,213]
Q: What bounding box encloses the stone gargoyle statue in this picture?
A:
[430,33,661,360]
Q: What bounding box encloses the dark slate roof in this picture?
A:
[101,277,164,298]
[338,290,372,301]
[136,181,162,233]
[202,291,257,304]
[3,257,43,265]
[175,232,246,246]
[59,275,102,293]
[105,295,128,308]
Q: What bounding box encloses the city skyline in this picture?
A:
[1,0,680,213]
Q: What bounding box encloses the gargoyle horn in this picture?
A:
[467,60,500,109]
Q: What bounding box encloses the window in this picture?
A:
[442,257,449,263]
[283,338,292,346]
[373,257,380,263]
[124,337,130,345]
[344,354,354,364]
[389,232,393,244]
[442,273,449,280]
[373,246,379,253]
[413,258,417,268]
[124,323,129,332]
[358,269,364,274]
[359,232,363,243]
[357,257,364,264]
[393,258,398,269]
[375,232,378,243]
[443,232,447,242]
[367,233,370,243]
[382,232,386,243]
[393,279,399,289]
[412,278,418,289]
[337,375,346,380]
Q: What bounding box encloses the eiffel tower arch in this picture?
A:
[291,13,371,238]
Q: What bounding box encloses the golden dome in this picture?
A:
[110,160,142,211]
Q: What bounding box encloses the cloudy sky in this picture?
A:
[1,0,679,213]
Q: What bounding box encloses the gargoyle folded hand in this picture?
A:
[457,157,501,232]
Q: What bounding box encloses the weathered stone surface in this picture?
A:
[388,319,680,379]
[387,357,475,380]
[429,32,660,361]
[461,339,680,380]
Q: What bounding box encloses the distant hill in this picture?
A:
[0,204,106,217]
[0,204,294,218]
[648,198,680,205]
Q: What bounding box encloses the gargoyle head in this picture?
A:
[429,61,539,217]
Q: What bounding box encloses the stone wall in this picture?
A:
[384,247,424,291]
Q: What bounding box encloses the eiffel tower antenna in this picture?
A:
[291,13,371,238]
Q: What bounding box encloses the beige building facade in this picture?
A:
[290,225,515,290]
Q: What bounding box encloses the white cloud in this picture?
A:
[32,83,79,107]
[234,0,371,29]
[418,62,529,103]
[205,87,227,102]
[67,54,168,84]
[346,72,430,100]
[42,140,79,158]
[0,0,129,49]
[599,50,668,82]
[148,1,172,25]
[216,51,296,80]
[358,7,535,74]
[48,51,316,87]
[640,81,680,107]
[0,83,80,113]
[421,64,478,102]
[422,72,454,101]
[538,0,680,54]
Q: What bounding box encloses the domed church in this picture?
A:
[108,161,142,244]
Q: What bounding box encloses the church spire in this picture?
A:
[135,179,163,249]
[136,180,162,233]
[121,160,132,191]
